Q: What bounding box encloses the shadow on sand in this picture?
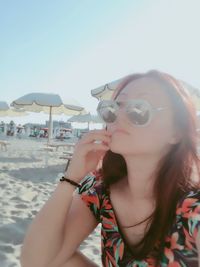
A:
[5,164,66,183]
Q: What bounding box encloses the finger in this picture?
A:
[81,129,111,139]
[83,143,110,154]
[80,133,111,145]
[89,129,111,135]
[94,149,107,158]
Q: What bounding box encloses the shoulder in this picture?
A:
[176,189,200,214]
[176,189,200,240]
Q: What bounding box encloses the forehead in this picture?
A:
[116,76,169,104]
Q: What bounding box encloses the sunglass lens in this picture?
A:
[101,109,117,123]
[98,101,117,123]
[127,102,150,125]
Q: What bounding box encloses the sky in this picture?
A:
[1,0,200,124]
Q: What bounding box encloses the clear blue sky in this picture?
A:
[1,0,200,123]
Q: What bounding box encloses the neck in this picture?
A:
[122,154,161,200]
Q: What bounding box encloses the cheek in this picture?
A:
[109,121,174,155]
[152,115,175,141]
[109,130,156,155]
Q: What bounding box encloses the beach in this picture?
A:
[0,137,101,267]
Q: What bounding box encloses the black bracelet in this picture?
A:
[60,176,81,188]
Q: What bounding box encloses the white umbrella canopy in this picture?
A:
[0,101,27,117]
[0,101,8,111]
[11,93,86,143]
[68,113,103,129]
[91,77,125,100]
[91,76,200,110]
[68,113,103,123]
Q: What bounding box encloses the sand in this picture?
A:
[0,137,101,267]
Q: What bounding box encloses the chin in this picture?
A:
[109,143,126,155]
[109,141,144,156]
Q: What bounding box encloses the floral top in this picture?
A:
[77,173,200,267]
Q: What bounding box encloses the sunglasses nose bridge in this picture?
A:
[114,106,127,123]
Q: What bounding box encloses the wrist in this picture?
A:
[64,172,81,183]
[64,171,82,183]
[60,176,81,188]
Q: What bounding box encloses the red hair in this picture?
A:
[97,70,200,263]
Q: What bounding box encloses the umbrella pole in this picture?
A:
[48,106,53,144]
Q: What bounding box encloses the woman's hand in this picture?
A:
[65,129,111,182]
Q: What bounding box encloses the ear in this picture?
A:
[169,132,182,145]
[169,137,179,145]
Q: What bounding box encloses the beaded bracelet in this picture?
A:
[60,176,81,188]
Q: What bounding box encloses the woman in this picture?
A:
[20,70,200,267]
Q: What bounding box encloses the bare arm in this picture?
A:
[47,191,99,267]
[20,183,99,267]
[20,182,75,267]
[58,251,99,267]
[20,129,110,267]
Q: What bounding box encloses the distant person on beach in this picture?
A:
[0,121,5,133]
[20,70,200,267]
[7,120,15,136]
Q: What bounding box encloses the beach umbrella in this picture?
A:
[0,101,27,135]
[11,93,86,143]
[91,77,200,110]
[91,77,125,101]
[0,101,27,133]
[0,101,27,117]
[68,113,103,129]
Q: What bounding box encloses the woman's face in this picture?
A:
[106,76,179,157]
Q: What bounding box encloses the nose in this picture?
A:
[115,107,126,123]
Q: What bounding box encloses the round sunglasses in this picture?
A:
[97,99,169,127]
